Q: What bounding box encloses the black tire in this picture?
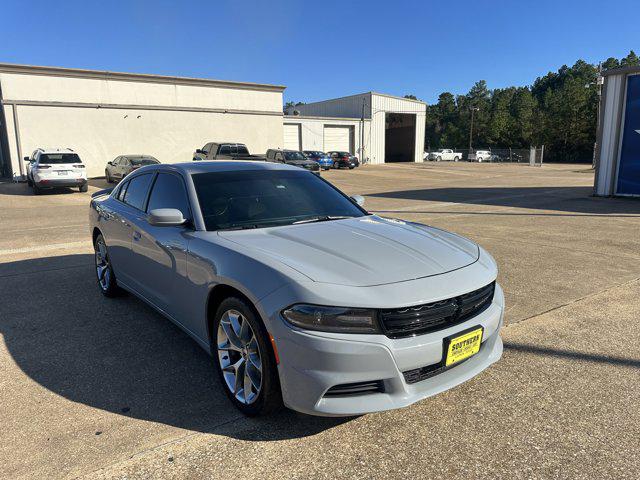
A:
[437,156,442,162]
[213,297,282,416]
[94,233,122,297]
[454,156,459,162]
[27,176,33,187]
[32,184,41,195]
[349,166,354,169]
[79,183,88,192]
[333,161,339,169]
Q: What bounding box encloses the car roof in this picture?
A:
[144,161,306,176]
[121,154,158,158]
[38,148,76,154]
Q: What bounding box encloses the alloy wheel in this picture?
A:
[217,309,262,404]
[95,238,111,291]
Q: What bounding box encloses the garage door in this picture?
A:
[324,126,352,153]
[283,123,301,150]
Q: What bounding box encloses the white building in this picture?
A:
[594,66,640,196]
[0,64,285,178]
[284,92,426,164]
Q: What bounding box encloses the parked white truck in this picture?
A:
[426,149,462,162]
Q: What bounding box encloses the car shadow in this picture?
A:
[0,181,79,196]
[368,186,640,215]
[0,254,351,440]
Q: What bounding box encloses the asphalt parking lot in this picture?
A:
[1,162,639,479]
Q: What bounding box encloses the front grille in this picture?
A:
[324,380,385,397]
[379,282,495,339]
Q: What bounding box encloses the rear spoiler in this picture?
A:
[91,187,113,199]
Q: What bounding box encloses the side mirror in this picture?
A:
[107,161,113,166]
[147,208,186,227]
[195,149,204,154]
[351,195,365,207]
[24,157,30,162]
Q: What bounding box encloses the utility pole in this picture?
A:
[360,97,366,163]
[469,107,479,153]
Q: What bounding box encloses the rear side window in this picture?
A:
[219,145,232,155]
[123,173,153,210]
[146,173,191,220]
[237,145,249,155]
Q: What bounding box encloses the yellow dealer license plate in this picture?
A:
[445,327,483,367]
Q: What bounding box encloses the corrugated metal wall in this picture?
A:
[369,94,426,164]
[283,116,370,156]
[291,93,371,119]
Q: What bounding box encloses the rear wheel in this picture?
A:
[94,234,121,297]
[454,156,459,162]
[79,183,88,192]
[214,297,282,416]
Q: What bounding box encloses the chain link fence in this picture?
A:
[424,147,544,165]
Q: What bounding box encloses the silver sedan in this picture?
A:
[90,161,503,416]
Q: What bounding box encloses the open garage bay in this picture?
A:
[1,162,639,479]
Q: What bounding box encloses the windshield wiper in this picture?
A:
[292,215,355,225]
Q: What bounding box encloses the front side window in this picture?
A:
[39,153,81,164]
[123,173,153,210]
[192,169,365,231]
[147,173,191,220]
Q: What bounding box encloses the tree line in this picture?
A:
[422,51,639,163]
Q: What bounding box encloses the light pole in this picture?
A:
[469,107,479,153]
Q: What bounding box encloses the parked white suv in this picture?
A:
[25,148,88,194]
[468,150,494,163]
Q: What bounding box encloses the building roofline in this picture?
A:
[283,114,367,122]
[602,66,640,77]
[297,91,426,107]
[0,63,287,93]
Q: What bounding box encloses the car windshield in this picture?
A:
[39,153,81,164]
[192,169,366,231]
[283,151,307,161]
[130,157,159,166]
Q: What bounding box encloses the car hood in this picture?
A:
[217,216,479,286]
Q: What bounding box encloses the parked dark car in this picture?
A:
[193,142,265,161]
[265,149,320,174]
[105,155,160,183]
[303,151,332,170]
[327,151,359,169]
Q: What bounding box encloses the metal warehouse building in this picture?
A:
[594,66,640,197]
[0,64,285,179]
[284,92,426,164]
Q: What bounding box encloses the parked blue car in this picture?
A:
[303,151,332,170]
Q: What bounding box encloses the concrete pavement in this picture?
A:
[1,163,638,479]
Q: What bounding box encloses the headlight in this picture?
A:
[282,305,379,334]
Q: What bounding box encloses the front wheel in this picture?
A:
[333,161,339,169]
[454,156,459,162]
[214,297,282,416]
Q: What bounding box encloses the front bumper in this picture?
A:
[271,283,504,416]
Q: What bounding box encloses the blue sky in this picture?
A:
[2,0,638,104]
